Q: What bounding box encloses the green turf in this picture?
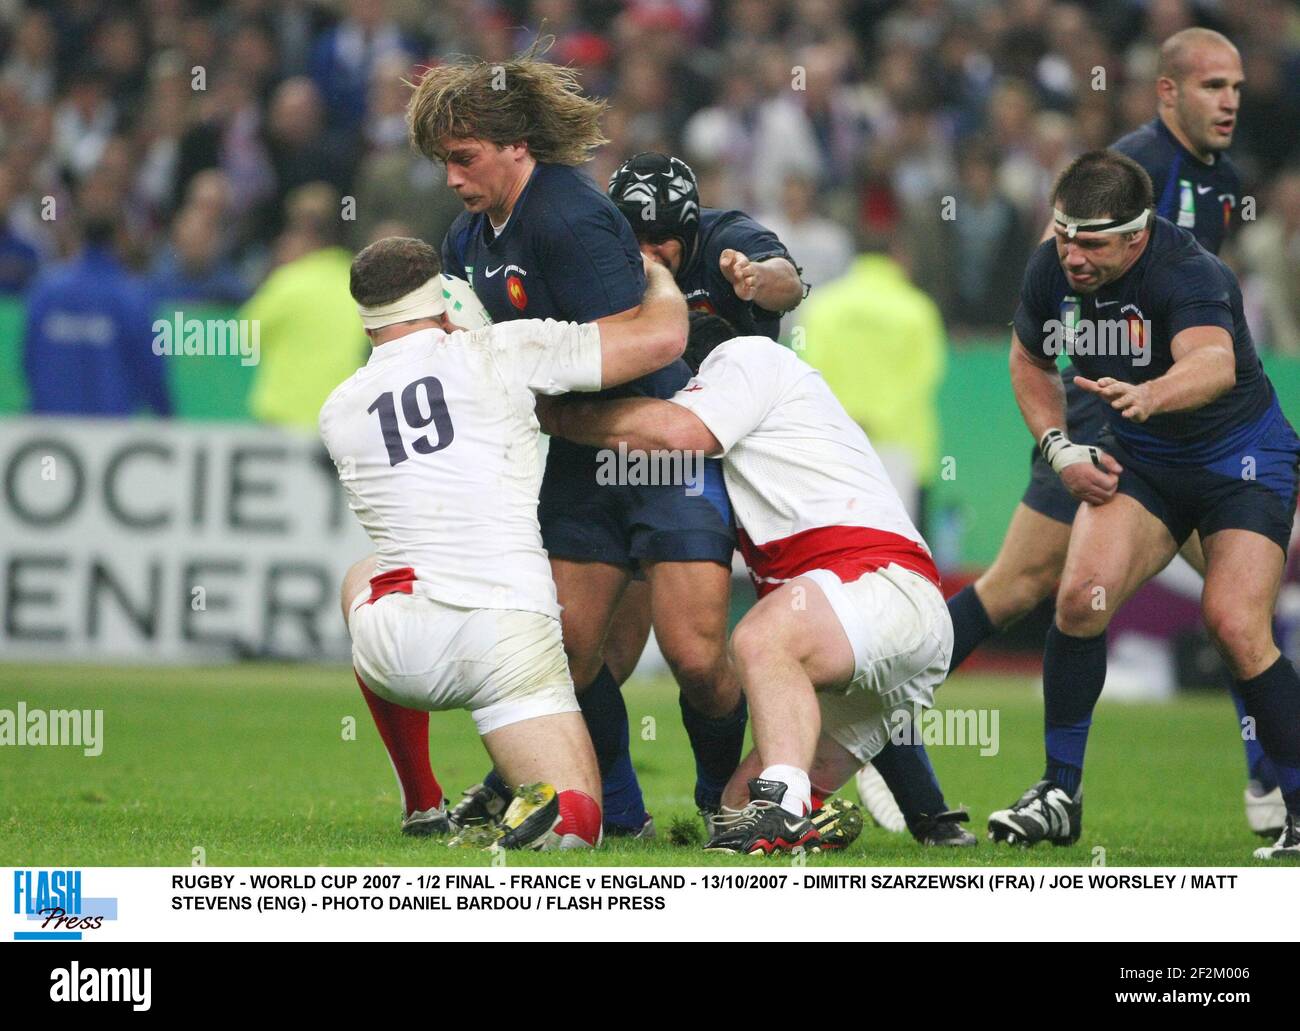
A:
[0,663,1272,866]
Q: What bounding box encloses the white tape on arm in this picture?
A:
[1039,428,1104,475]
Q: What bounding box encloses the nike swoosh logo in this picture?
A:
[1197,185,1213,194]
[1096,300,1119,307]
[484,265,504,277]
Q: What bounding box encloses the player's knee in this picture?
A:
[662,632,725,693]
[981,556,1058,624]
[1203,604,1269,677]
[729,615,783,671]
[558,619,604,688]
[1054,578,1111,636]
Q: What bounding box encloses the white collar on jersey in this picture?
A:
[357,275,447,330]
[1052,207,1151,239]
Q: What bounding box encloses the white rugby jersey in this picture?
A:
[668,336,940,597]
[319,319,602,617]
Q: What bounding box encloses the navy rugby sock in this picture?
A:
[679,694,747,812]
[578,665,647,832]
[871,739,948,827]
[1230,683,1279,792]
[1041,625,1108,797]
[1233,655,1300,817]
[947,585,998,672]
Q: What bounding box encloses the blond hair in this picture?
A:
[407,37,607,166]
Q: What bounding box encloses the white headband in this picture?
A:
[1053,207,1151,239]
[357,275,447,330]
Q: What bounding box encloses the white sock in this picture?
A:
[759,764,811,817]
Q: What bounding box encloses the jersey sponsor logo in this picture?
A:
[485,263,528,279]
[506,273,528,310]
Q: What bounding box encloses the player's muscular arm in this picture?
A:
[720,250,804,311]
[595,259,688,388]
[538,396,721,455]
[1012,332,1122,505]
[1010,332,1068,441]
[1074,327,1235,423]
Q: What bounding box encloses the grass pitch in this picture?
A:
[0,663,1270,866]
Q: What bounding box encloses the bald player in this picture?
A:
[880,27,1283,840]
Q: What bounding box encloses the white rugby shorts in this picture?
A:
[348,590,579,735]
[801,563,954,764]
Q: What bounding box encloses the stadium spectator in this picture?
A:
[908,141,1031,333]
[1,8,57,105]
[308,0,419,133]
[0,160,41,294]
[795,233,945,529]
[758,172,852,293]
[243,182,364,431]
[51,64,116,182]
[22,174,171,416]
[149,205,250,306]
[348,52,462,249]
[258,77,357,243]
[1239,170,1300,356]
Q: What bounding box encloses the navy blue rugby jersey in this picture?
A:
[1112,117,1241,255]
[1014,215,1271,463]
[441,161,691,401]
[676,209,795,341]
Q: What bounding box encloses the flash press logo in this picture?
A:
[152,311,260,366]
[13,870,118,940]
[595,442,704,496]
[50,963,151,1011]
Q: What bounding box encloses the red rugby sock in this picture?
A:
[354,671,442,815]
[556,789,602,847]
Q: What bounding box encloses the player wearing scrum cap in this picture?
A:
[877,27,1283,843]
[319,236,688,850]
[538,317,951,855]
[407,44,748,840]
[986,150,1300,860]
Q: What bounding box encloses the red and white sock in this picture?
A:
[555,790,602,848]
[354,671,442,816]
[759,764,812,817]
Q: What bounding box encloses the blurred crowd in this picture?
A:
[1,0,1299,417]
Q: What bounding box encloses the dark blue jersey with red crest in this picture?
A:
[1112,117,1241,255]
[441,161,695,401]
[1014,215,1271,463]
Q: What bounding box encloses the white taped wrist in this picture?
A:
[1039,428,1103,474]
